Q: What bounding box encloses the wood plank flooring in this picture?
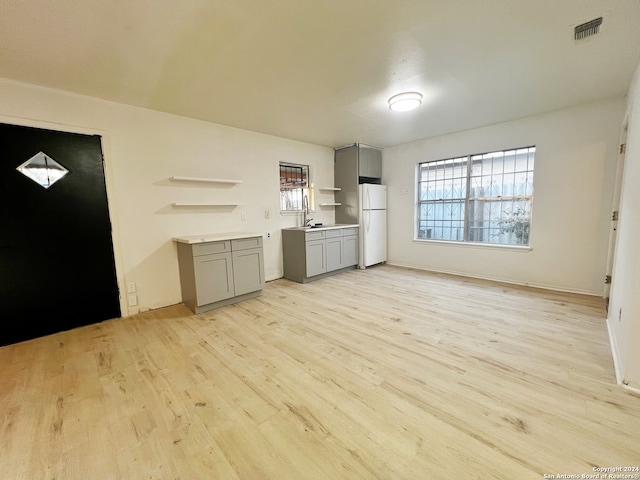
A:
[1,264,639,479]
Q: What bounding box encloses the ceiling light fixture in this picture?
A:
[388,92,423,112]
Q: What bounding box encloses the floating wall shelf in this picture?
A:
[319,202,342,207]
[169,176,243,184]
[319,187,341,191]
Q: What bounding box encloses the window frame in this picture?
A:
[416,146,535,247]
[279,162,313,214]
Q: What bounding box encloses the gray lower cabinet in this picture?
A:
[177,236,264,313]
[305,237,327,277]
[342,229,358,267]
[326,228,358,272]
[325,231,343,272]
[194,249,234,305]
[232,238,266,295]
[282,227,358,283]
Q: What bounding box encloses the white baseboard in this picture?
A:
[385,261,603,297]
[621,383,640,395]
[606,317,624,385]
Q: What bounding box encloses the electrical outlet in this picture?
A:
[127,282,136,293]
[128,294,138,307]
[267,232,271,238]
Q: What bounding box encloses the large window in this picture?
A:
[418,146,535,246]
[280,162,310,212]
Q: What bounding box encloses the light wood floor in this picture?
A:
[1,265,639,479]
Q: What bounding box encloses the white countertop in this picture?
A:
[173,232,263,244]
[282,224,359,232]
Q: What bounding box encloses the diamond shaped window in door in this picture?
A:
[16,151,69,189]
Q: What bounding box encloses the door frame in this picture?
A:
[604,120,628,309]
[0,114,127,317]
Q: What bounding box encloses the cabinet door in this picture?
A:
[342,235,358,267]
[233,248,265,296]
[358,146,382,179]
[194,252,234,305]
[326,237,343,272]
[306,239,326,277]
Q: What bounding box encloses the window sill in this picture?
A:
[413,238,532,252]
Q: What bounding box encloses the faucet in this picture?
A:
[302,194,313,227]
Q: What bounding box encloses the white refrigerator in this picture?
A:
[358,184,387,269]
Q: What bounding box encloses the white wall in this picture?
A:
[383,98,625,295]
[0,79,336,316]
[607,61,640,390]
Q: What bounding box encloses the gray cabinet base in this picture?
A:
[285,265,355,284]
[190,289,263,314]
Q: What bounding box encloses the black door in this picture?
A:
[0,123,120,346]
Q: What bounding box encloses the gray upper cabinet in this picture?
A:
[358,145,382,179]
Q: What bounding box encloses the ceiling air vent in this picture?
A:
[574,17,603,40]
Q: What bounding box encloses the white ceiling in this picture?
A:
[1,1,639,148]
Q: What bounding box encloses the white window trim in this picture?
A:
[415,146,535,247]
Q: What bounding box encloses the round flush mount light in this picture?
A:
[388,91,423,112]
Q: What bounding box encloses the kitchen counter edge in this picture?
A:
[173,232,263,244]
[282,224,359,232]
